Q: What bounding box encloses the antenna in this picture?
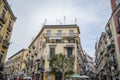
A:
[58,20,60,25]
[44,19,47,25]
[75,18,77,24]
[64,16,66,25]
[31,36,35,41]
[42,22,45,27]
[56,19,58,25]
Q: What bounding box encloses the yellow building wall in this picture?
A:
[22,49,28,70]
[28,26,80,80]
[43,73,55,80]
[0,0,15,62]
[44,28,79,34]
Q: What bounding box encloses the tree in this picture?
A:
[49,53,74,80]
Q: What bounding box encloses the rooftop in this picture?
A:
[8,49,25,60]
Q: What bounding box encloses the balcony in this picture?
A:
[2,40,10,49]
[110,37,114,43]
[35,59,40,63]
[47,54,54,60]
[67,55,75,59]
[37,66,44,72]
[0,62,4,71]
[108,58,117,67]
[107,44,115,53]
[7,26,12,32]
[34,52,37,56]
[0,15,6,24]
[106,28,112,36]
[116,27,120,34]
[44,33,78,39]
[31,54,34,58]
[41,55,45,60]
[0,35,3,43]
[44,33,62,39]
[62,33,78,38]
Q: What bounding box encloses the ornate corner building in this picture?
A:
[26,25,83,80]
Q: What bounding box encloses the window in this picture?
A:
[57,30,62,37]
[1,7,6,18]
[5,32,9,40]
[69,39,75,43]
[47,30,51,37]
[115,0,120,6]
[0,54,3,64]
[67,47,73,58]
[8,19,12,27]
[69,30,74,36]
[49,46,55,57]
[0,24,2,33]
[56,39,61,43]
[118,15,120,29]
[0,51,4,65]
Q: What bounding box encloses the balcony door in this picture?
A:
[47,30,51,37]
[67,47,73,58]
[69,30,74,36]
[57,30,62,37]
[49,46,55,57]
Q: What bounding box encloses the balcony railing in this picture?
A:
[44,33,78,38]
[7,26,12,32]
[108,58,117,67]
[106,28,112,36]
[2,40,10,49]
[0,35,3,43]
[35,59,40,62]
[67,55,75,59]
[107,44,115,53]
[41,55,45,60]
[34,52,37,56]
[47,54,54,60]
[116,27,120,34]
[0,62,4,71]
[37,66,44,71]
[0,15,6,24]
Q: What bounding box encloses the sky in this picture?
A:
[6,0,112,60]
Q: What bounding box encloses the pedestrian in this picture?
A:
[7,77,10,80]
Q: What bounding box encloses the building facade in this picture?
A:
[95,31,117,80]
[6,49,28,79]
[27,25,83,80]
[95,0,120,80]
[0,0,16,74]
[110,0,120,79]
[82,51,95,79]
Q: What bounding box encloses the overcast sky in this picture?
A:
[6,0,111,60]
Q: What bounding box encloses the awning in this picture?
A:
[64,45,74,48]
[81,75,90,78]
[68,73,83,78]
[68,73,90,79]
